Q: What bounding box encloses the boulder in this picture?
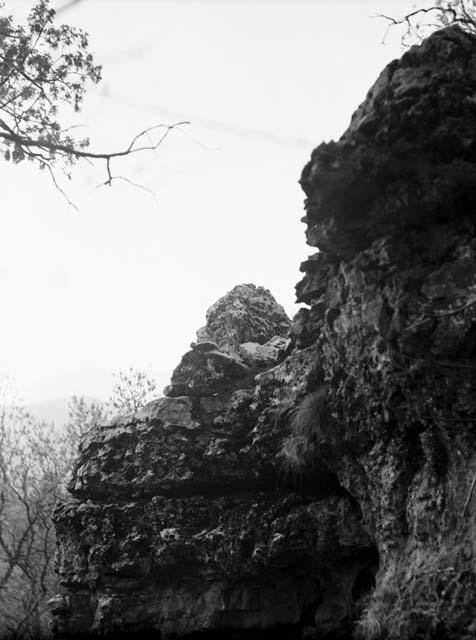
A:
[197,283,291,353]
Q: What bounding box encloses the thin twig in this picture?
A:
[374,5,467,45]
[407,296,476,330]
[429,297,476,318]
[45,164,78,211]
[95,175,159,208]
[461,471,476,517]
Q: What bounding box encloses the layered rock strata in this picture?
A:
[53,27,476,640]
[52,284,375,638]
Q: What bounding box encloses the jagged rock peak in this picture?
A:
[196,283,291,353]
[165,283,291,398]
[297,26,476,302]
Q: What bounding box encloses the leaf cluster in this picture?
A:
[0,0,101,173]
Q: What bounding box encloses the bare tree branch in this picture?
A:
[0,120,189,163]
[0,120,189,207]
[376,1,476,45]
[95,174,159,207]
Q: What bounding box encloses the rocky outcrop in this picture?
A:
[52,27,476,640]
[296,26,476,639]
[52,284,375,639]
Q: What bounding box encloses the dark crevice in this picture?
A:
[183,627,305,640]
[54,628,307,640]
[71,470,350,504]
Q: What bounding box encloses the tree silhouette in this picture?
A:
[379,1,476,45]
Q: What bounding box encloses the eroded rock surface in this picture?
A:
[54,494,372,638]
[195,283,291,353]
[296,26,476,640]
[165,284,291,399]
[52,285,373,639]
[53,27,476,640]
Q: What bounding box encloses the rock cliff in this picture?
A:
[52,27,476,640]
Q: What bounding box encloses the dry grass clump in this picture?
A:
[354,605,384,640]
[353,548,476,640]
[278,386,329,474]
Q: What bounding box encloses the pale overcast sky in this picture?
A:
[1,0,415,403]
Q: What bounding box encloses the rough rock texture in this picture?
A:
[296,26,476,639]
[52,27,476,640]
[164,284,291,399]
[195,283,291,353]
[51,285,375,639]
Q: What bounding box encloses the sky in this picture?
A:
[0,0,417,403]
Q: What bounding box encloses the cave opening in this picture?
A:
[352,566,376,602]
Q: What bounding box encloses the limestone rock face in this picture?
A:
[296,26,476,639]
[53,494,371,638]
[53,27,476,640]
[53,285,374,639]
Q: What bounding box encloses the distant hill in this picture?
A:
[21,368,171,421]
[25,371,170,427]
[25,396,104,427]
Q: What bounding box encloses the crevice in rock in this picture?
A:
[352,566,376,603]
[352,549,379,595]
[70,479,350,507]
[276,467,354,500]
